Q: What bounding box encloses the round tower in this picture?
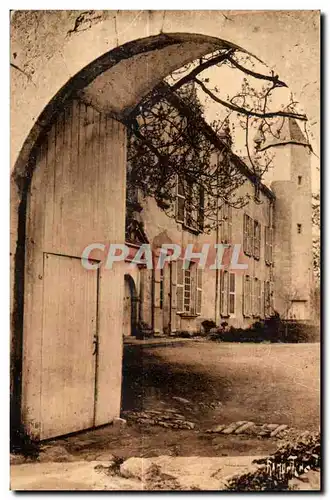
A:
[267,118,314,321]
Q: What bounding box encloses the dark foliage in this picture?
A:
[225,431,320,491]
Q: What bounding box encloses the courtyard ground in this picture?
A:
[11,341,320,490]
[122,340,320,431]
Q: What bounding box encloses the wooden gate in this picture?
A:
[21,99,126,439]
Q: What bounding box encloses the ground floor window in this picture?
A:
[177,261,202,315]
[220,270,236,317]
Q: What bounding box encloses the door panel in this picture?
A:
[40,253,97,439]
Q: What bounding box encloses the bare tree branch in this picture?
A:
[194,77,308,121]
[226,55,288,88]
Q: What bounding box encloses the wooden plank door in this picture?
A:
[40,253,98,439]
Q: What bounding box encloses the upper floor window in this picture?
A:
[176,176,204,233]
[243,214,261,260]
[297,223,302,234]
[298,175,302,186]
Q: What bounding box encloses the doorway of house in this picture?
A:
[123,275,138,337]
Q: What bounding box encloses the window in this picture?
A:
[297,223,302,234]
[243,275,252,317]
[298,175,302,185]
[253,277,262,317]
[264,280,273,317]
[220,271,236,317]
[175,176,204,232]
[176,261,202,315]
[265,226,273,265]
[253,220,261,260]
[243,214,253,256]
[220,203,232,243]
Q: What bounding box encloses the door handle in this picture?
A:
[92,335,98,356]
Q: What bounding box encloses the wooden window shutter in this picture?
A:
[229,272,235,315]
[196,267,203,315]
[154,269,161,308]
[220,270,229,316]
[176,261,184,313]
[176,176,185,223]
[243,214,247,253]
[254,221,260,259]
[248,217,253,255]
[170,261,177,332]
[243,275,251,317]
[198,186,205,232]
[228,205,232,243]
[265,226,269,263]
[269,227,273,264]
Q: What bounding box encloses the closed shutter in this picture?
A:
[154,268,162,333]
[254,221,260,259]
[229,272,236,315]
[248,217,253,255]
[176,176,185,223]
[264,281,270,317]
[198,187,205,232]
[228,205,232,243]
[253,278,262,317]
[171,261,177,332]
[154,269,161,308]
[265,226,269,263]
[269,227,273,264]
[243,275,252,317]
[243,214,248,253]
[220,270,229,316]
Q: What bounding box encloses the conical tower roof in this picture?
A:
[259,117,309,150]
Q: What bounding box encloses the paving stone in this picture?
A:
[113,417,127,428]
[267,423,280,430]
[234,422,255,434]
[270,424,288,437]
[222,421,247,435]
[172,397,190,404]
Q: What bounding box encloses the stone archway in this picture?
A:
[10,10,319,442]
